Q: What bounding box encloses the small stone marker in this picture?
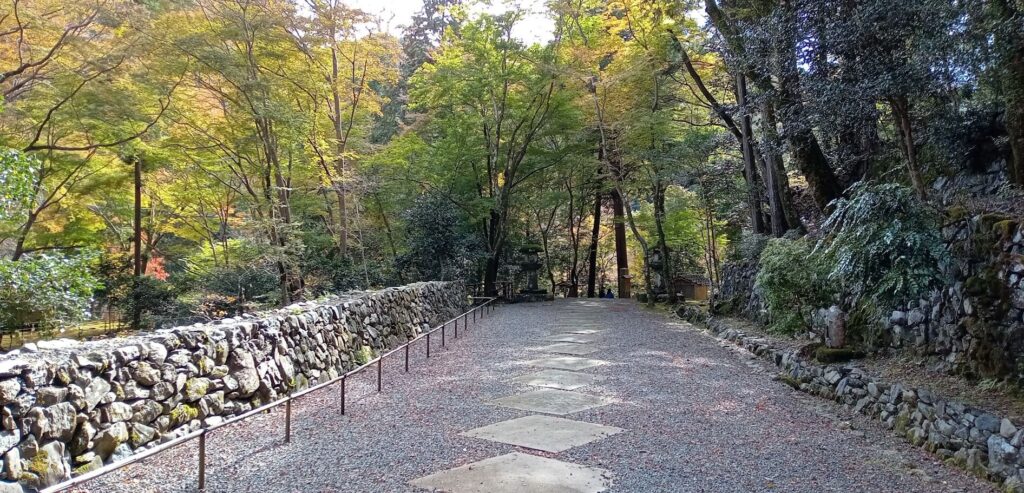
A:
[461,415,623,453]
[526,355,607,371]
[535,343,600,356]
[512,369,604,390]
[409,452,612,493]
[489,388,612,415]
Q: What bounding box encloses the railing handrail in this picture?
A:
[42,297,499,493]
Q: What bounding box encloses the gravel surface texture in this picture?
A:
[75,299,995,493]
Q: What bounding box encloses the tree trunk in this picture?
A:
[331,46,350,256]
[484,209,503,297]
[586,188,602,298]
[889,95,927,199]
[484,249,501,297]
[132,156,143,331]
[759,101,802,233]
[736,74,767,235]
[777,0,844,210]
[741,89,790,236]
[374,194,403,284]
[610,187,630,299]
[653,181,676,303]
[991,0,1024,185]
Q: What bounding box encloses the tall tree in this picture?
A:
[410,10,570,296]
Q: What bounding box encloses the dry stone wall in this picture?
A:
[680,309,1024,492]
[713,209,1024,384]
[0,281,465,492]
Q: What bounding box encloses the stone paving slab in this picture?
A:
[543,333,599,343]
[409,452,613,493]
[512,368,605,390]
[535,342,600,355]
[558,329,604,335]
[526,355,608,371]
[461,415,623,453]
[489,388,613,415]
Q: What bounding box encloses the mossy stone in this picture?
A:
[814,347,865,363]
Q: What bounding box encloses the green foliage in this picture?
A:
[0,253,100,332]
[353,345,374,366]
[181,240,282,307]
[124,276,186,329]
[397,193,483,282]
[816,183,949,307]
[0,149,38,224]
[730,231,770,263]
[755,238,834,335]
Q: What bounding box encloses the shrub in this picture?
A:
[0,149,38,224]
[397,193,484,282]
[0,253,100,334]
[122,276,187,329]
[755,238,835,335]
[731,231,770,262]
[815,182,948,307]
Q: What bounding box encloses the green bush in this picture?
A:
[0,149,38,224]
[730,231,770,262]
[816,182,948,307]
[755,238,835,335]
[0,253,100,333]
[122,276,187,329]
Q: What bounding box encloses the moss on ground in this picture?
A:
[814,347,866,364]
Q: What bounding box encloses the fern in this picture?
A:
[815,182,949,308]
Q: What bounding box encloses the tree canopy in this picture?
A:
[0,0,1018,333]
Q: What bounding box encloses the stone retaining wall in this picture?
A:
[713,208,1024,383]
[0,282,466,491]
[679,308,1024,492]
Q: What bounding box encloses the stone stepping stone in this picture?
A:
[512,369,604,390]
[409,452,612,493]
[461,415,623,453]
[535,342,600,355]
[489,388,612,415]
[543,333,598,343]
[527,355,608,371]
[559,329,604,335]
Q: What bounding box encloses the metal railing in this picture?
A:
[43,298,500,493]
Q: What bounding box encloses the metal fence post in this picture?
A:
[198,431,207,491]
[404,344,410,372]
[454,318,458,339]
[426,333,431,358]
[340,375,346,415]
[442,324,446,348]
[377,358,382,392]
[285,398,292,443]
[473,308,476,323]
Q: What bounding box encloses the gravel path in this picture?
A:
[76,299,994,492]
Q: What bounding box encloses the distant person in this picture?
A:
[604,288,614,299]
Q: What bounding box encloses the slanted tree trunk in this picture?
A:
[888,95,927,199]
[706,0,843,210]
[672,24,798,234]
[776,1,844,209]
